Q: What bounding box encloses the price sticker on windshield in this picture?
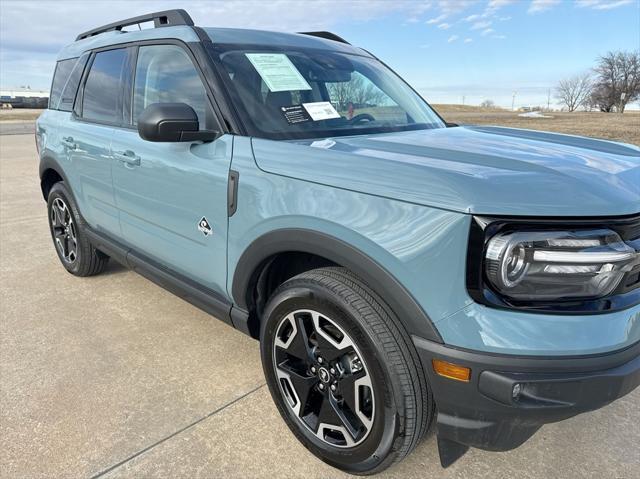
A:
[245,53,312,92]
[302,102,341,121]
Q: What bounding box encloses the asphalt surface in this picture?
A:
[1,133,639,478]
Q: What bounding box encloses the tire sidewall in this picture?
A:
[47,182,84,274]
[260,282,404,474]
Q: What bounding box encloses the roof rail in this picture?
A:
[75,9,194,41]
[299,31,350,45]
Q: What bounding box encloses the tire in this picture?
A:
[260,266,435,475]
[47,182,109,277]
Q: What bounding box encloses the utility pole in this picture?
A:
[512,91,517,111]
[462,95,465,106]
[547,88,551,111]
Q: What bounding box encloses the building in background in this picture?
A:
[0,87,48,108]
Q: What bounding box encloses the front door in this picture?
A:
[111,43,231,296]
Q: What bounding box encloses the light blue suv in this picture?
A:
[36,10,640,475]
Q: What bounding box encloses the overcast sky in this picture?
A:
[1,0,638,108]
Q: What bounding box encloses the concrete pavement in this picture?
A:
[1,133,638,478]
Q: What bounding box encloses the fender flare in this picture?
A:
[39,154,71,199]
[231,228,443,343]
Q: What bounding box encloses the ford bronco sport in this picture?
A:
[36,10,640,475]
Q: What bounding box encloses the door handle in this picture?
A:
[114,150,141,167]
[61,136,76,149]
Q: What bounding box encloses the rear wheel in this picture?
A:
[47,182,109,276]
[260,267,434,475]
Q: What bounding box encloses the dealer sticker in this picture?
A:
[302,102,341,121]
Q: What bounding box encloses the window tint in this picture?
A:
[133,45,209,128]
[58,54,89,112]
[82,49,128,123]
[49,58,77,109]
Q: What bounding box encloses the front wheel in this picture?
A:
[260,267,434,475]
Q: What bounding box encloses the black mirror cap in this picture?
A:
[137,103,218,142]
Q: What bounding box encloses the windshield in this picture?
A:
[214,45,445,140]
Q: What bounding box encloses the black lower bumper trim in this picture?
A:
[414,337,640,461]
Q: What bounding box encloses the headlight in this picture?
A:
[484,228,639,301]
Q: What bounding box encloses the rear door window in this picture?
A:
[82,48,128,124]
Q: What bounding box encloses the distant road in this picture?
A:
[0,121,35,135]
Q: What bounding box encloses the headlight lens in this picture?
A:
[485,228,639,301]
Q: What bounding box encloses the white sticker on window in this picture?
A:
[245,53,312,92]
[302,102,341,121]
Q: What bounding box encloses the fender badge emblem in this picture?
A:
[198,217,213,237]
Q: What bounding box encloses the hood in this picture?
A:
[251,126,640,216]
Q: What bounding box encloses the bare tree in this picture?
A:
[587,83,615,112]
[555,73,592,112]
[480,99,495,109]
[328,74,386,111]
[593,51,640,113]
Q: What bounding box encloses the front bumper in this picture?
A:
[414,336,640,465]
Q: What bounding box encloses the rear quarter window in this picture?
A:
[49,58,77,110]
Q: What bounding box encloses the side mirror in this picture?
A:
[137,103,218,142]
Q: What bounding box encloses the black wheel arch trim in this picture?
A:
[39,155,71,200]
[231,228,443,343]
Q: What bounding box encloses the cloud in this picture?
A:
[488,0,516,8]
[438,0,477,15]
[499,16,512,20]
[481,28,495,35]
[437,22,452,29]
[575,0,634,9]
[447,35,459,43]
[463,13,481,21]
[493,34,507,39]
[471,20,492,30]
[528,0,561,14]
[464,38,473,43]
[426,14,447,24]
[419,44,431,49]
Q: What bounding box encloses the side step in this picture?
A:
[437,436,470,468]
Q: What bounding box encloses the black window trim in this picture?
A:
[73,38,229,134]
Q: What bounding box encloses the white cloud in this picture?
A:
[471,20,492,30]
[438,0,477,15]
[528,0,561,14]
[481,28,495,35]
[493,34,507,39]
[426,14,447,24]
[463,13,481,21]
[488,0,516,8]
[499,16,512,21]
[419,43,432,49]
[576,0,634,9]
[464,37,473,43]
[447,35,459,43]
[437,22,452,29]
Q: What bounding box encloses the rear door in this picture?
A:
[110,42,232,295]
[66,47,132,236]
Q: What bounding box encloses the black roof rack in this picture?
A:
[299,31,350,45]
[75,9,194,41]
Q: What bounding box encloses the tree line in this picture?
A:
[556,50,639,113]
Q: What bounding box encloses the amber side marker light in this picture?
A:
[432,359,471,382]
